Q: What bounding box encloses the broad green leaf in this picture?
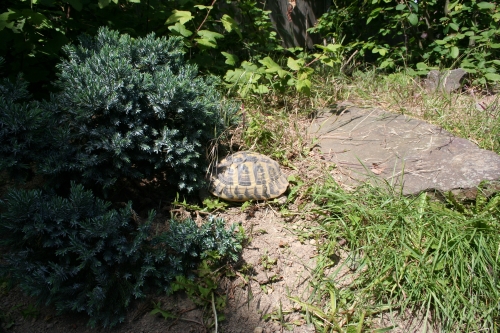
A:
[435,39,447,45]
[408,13,418,26]
[241,61,260,72]
[196,30,223,48]
[461,67,477,73]
[24,11,48,25]
[372,47,387,56]
[259,56,280,70]
[165,10,193,25]
[320,56,338,67]
[379,59,394,68]
[195,37,217,48]
[254,84,269,94]
[66,0,82,11]
[258,56,288,78]
[221,52,238,66]
[448,0,459,11]
[316,43,342,53]
[484,73,500,81]
[128,0,140,3]
[395,4,405,10]
[194,5,212,9]
[409,1,418,12]
[168,22,192,37]
[490,43,500,48]
[476,2,495,9]
[248,73,261,83]
[224,68,246,83]
[490,60,500,65]
[416,62,428,70]
[221,14,241,38]
[450,46,459,58]
[197,30,224,42]
[287,57,301,71]
[296,78,311,95]
[449,22,459,31]
[0,11,14,23]
[300,67,314,75]
[98,0,110,8]
[0,20,14,31]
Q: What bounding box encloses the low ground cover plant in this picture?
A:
[0,183,242,327]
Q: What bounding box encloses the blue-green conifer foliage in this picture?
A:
[54,27,237,191]
[0,67,53,179]
[0,183,243,327]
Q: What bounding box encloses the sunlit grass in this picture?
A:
[306,178,500,332]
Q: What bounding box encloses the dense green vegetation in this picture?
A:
[0,0,499,331]
[0,183,242,327]
[0,26,242,328]
[308,180,500,332]
[311,0,500,85]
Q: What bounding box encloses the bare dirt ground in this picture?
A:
[0,201,319,333]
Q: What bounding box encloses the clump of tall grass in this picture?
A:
[310,179,500,332]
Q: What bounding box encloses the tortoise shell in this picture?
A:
[208,151,289,202]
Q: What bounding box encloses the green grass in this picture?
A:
[307,178,500,332]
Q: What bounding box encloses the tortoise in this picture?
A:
[208,151,289,202]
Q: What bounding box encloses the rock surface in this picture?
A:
[309,103,500,198]
[424,68,467,93]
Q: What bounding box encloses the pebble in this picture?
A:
[309,239,316,245]
[254,327,263,333]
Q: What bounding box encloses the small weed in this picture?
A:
[173,193,228,213]
[172,193,203,211]
[240,200,253,212]
[202,197,228,211]
[168,257,232,328]
[254,229,267,235]
[20,304,40,320]
[259,253,277,270]
[150,302,177,321]
[262,300,294,331]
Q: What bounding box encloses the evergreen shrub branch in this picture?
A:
[53,27,238,191]
[0,66,56,181]
[0,183,242,327]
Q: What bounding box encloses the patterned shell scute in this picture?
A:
[209,151,289,202]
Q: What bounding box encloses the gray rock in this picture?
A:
[424,68,467,93]
[309,104,500,199]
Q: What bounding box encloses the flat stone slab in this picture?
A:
[309,104,500,198]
